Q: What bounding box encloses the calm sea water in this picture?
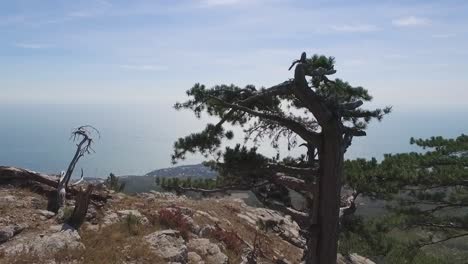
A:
[1,103,466,178]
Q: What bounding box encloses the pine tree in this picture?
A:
[155,176,161,186]
[105,173,125,192]
[171,52,390,263]
[341,135,468,262]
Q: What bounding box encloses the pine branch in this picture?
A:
[209,96,322,145]
[417,232,468,248]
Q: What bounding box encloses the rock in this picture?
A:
[237,207,305,248]
[0,224,27,244]
[102,209,149,227]
[275,258,292,264]
[144,230,188,263]
[187,238,228,264]
[198,225,216,238]
[37,209,56,219]
[0,229,84,256]
[102,211,119,226]
[0,195,16,204]
[30,197,43,209]
[188,251,205,264]
[48,225,63,232]
[159,206,198,233]
[195,211,220,224]
[82,222,100,232]
[338,253,376,264]
[85,205,97,221]
[111,193,126,201]
[149,191,187,201]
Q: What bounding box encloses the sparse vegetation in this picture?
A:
[105,173,126,192]
[157,206,192,239]
[339,134,468,263]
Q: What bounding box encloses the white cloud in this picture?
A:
[383,54,407,60]
[118,64,168,71]
[68,11,95,18]
[431,33,455,38]
[392,16,430,27]
[342,59,367,67]
[330,24,380,33]
[199,0,247,7]
[15,43,50,49]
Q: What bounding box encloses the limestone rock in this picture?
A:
[0,229,84,256]
[338,253,376,264]
[187,238,228,264]
[0,195,16,205]
[37,209,56,219]
[102,211,119,226]
[0,224,27,244]
[237,207,305,248]
[198,225,216,238]
[144,230,188,263]
[188,251,205,264]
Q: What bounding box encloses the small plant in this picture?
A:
[123,213,142,236]
[57,205,75,223]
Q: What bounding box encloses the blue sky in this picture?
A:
[1,0,468,109]
[1,0,468,175]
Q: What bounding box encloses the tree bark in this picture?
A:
[315,122,343,264]
[0,166,109,202]
[67,185,94,229]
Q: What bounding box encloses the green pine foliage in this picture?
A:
[341,134,468,263]
[105,173,126,192]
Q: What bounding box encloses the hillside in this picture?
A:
[118,164,217,194]
[145,164,217,178]
[0,186,373,264]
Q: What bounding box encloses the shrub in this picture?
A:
[211,227,244,253]
[158,207,192,239]
[123,213,142,236]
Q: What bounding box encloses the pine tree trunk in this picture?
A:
[304,121,343,264]
[318,123,343,264]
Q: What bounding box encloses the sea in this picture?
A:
[1,103,466,178]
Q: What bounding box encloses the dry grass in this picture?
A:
[77,221,164,264]
[1,188,303,264]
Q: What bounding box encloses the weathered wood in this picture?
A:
[0,166,109,202]
[67,185,94,229]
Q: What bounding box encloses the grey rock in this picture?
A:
[187,238,228,264]
[238,207,305,248]
[188,251,205,264]
[144,230,188,263]
[37,209,56,219]
[85,205,97,221]
[0,224,27,244]
[102,211,119,226]
[198,225,216,238]
[0,229,84,256]
[0,195,16,204]
[338,253,376,264]
[195,211,220,224]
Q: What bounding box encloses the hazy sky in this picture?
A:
[1,0,467,110]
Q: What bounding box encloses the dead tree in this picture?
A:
[67,184,95,229]
[48,125,100,213]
